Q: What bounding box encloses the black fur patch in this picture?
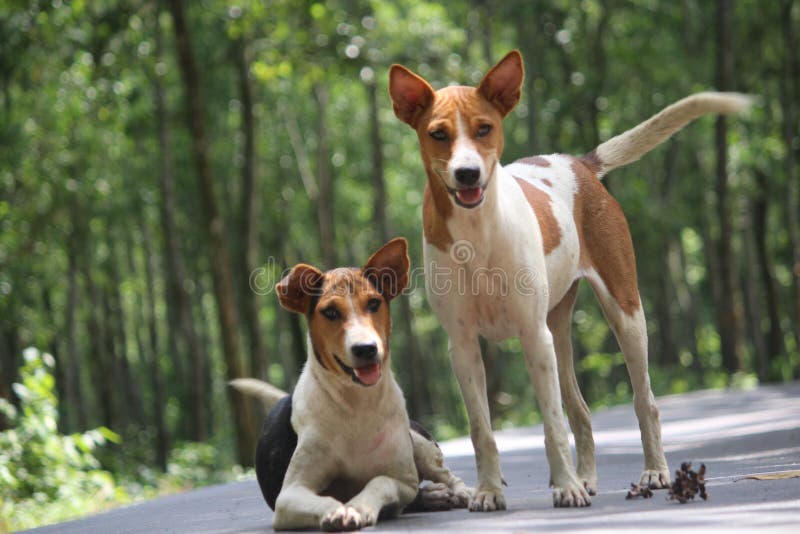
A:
[255,394,297,510]
[409,420,436,443]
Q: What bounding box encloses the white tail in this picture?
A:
[229,378,287,411]
[590,92,752,178]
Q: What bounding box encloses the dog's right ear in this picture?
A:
[275,264,324,314]
[389,65,435,128]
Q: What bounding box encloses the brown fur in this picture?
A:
[514,177,562,255]
[307,269,392,378]
[517,156,552,167]
[276,238,409,380]
[571,157,640,315]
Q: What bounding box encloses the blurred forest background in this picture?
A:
[1,0,799,529]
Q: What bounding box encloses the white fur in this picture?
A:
[595,92,752,177]
[447,111,487,186]
[272,327,471,529]
[342,294,383,361]
[424,164,590,510]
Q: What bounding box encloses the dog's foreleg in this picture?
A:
[344,475,417,526]
[273,484,342,531]
[449,334,505,511]
[521,325,592,508]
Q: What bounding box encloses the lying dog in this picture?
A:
[232,238,471,531]
[389,50,750,510]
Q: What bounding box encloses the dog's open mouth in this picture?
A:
[354,362,381,385]
[334,354,382,386]
[455,186,485,208]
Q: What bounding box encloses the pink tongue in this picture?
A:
[456,187,483,205]
[354,362,381,385]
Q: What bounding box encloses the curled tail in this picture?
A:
[586,92,752,178]
[229,378,287,411]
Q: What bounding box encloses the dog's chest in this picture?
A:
[336,420,413,481]
[424,243,525,340]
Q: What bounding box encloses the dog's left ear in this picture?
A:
[275,264,324,314]
[389,65,435,128]
[363,237,410,301]
[478,50,524,116]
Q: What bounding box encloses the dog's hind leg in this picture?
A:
[585,273,670,489]
[409,426,472,509]
[548,281,597,495]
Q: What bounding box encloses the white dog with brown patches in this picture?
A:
[239,238,470,531]
[389,50,750,511]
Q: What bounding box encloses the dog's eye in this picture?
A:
[366,298,381,313]
[321,306,341,321]
[429,129,448,141]
[477,124,492,138]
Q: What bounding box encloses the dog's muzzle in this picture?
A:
[334,352,382,386]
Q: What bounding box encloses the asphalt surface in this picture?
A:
[28,382,800,533]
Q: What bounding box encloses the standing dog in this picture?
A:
[389,50,749,511]
[239,238,470,531]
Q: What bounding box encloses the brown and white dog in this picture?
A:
[235,238,471,531]
[389,50,750,511]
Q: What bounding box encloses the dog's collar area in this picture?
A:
[333,353,379,387]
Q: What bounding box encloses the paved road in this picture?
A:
[29,383,800,533]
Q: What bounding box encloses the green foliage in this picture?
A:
[1,0,798,527]
[0,348,126,531]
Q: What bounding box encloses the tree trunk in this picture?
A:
[713,0,744,373]
[64,219,87,430]
[655,141,681,367]
[741,208,768,381]
[233,37,267,383]
[168,0,255,465]
[134,215,171,470]
[108,241,143,430]
[780,0,800,360]
[0,317,18,430]
[314,83,336,269]
[752,170,786,376]
[153,4,210,443]
[83,262,114,429]
[517,3,539,153]
[366,78,432,420]
[670,237,703,373]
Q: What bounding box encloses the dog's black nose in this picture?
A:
[454,167,480,186]
[351,342,378,361]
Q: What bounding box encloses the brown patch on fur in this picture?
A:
[306,268,393,378]
[517,156,551,167]
[514,177,561,255]
[570,158,640,315]
[541,178,553,187]
[415,86,507,252]
[423,181,454,251]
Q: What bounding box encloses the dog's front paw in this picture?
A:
[417,482,455,510]
[469,486,506,512]
[580,474,598,496]
[321,505,362,532]
[640,469,671,489]
[552,478,592,508]
[449,480,474,508]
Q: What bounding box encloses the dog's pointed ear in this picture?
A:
[275,264,324,314]
[389,65,435,128]
[478,50,524,116]
[362,238,410,301]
